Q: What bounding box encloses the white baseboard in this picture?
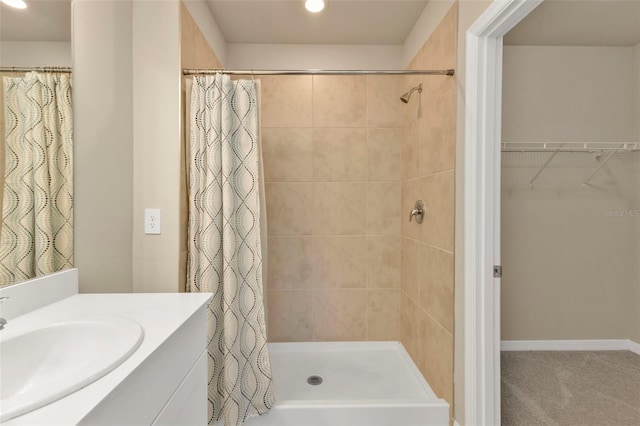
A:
[501,339,640,355]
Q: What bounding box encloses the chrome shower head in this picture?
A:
[400,83,423,103]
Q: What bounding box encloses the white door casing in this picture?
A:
[463,1,542,425]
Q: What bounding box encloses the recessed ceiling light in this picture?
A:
[2,0,27,9]
[305,0,325,13]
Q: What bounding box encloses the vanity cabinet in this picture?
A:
[79,309,208,425]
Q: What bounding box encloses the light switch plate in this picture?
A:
[145,208,161,235]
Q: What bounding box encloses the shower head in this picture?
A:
[400,83,423,103]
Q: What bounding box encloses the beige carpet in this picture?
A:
[501,350,640,426]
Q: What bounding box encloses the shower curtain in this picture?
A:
[0,72,73,286]
[187,74,274,426]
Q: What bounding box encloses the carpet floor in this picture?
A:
[501,350,640,426]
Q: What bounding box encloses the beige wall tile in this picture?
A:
[420,86,457,176]
[418,310,454,405]
[266,182,314,235]
[368,289,401,340]
[402,120,420,180]
[401,237,420,303]
[180,3,223,69]
[421,172,455,251]
[313,236,367,288]
[262,128,313,182]
[367,236,401,289]
[268,289,313,342]
[367,128,401,182]
[313,289,367,341]
[401,292,421,362]
[261,76,312,127]
[313,128,367,181]
[314,182,367,235]
[268,236,314,289]
[418,4,457,104]
[419,244,454,333]
[401,178,422,240]
[367,183,401,235]
[366,75,406,128]
[313,76,366,127]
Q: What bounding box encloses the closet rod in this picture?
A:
[0,67,72,73]
[183,69,455,76]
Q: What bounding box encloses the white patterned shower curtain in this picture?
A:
[0,72,73,286]
[187,74,274,426]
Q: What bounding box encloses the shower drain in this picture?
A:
[307,375,323,386]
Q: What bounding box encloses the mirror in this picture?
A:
[0,0,73,287]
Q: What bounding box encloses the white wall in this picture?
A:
[226,44,402,70]
[501,45,640,342]
[132,1,181,293]
[0,42,72,67]
[73,0,133,293]
[452,3,493,425]
[73,0,183,294]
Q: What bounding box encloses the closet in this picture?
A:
[499,4,640,424]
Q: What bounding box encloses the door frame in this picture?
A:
[463,0,543,424]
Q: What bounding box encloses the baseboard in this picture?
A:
[501,339,640,355]
[453,421,460,426]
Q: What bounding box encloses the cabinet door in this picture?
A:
[153,350,207,425]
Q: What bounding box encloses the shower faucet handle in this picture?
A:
[409,200,425,224]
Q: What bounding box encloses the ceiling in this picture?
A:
[0,0,71,42]
[505,0,640,47]
[205,0,429,45]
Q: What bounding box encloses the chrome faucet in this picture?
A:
[408,200,425,224]
[0,296,8,330]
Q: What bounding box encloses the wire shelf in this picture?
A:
[500,142,640,187]
[501,142,639,153]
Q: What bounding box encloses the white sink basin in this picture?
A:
[0,316,144,421]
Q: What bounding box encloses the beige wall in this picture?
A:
[635,43,640,140]
[635,44,640,343]
[263,75,404,342]
[635,151,640,343]
[73,0,134,293]
[502,46,637,143]
[501,45,640,342]
[131,1,182,293]
[400,2,457,415]
[227,44,403,70]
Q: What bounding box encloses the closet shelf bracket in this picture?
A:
[582,144,623,186]
[528,145,563,187]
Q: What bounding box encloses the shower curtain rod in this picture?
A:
[0,67,72,73]
[182,68,455,76]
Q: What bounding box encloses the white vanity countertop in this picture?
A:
[4,292,212,425]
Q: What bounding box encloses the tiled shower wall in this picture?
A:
[262,75,405,342]
[401,3,458,410]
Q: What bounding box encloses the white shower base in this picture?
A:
[242,341,449,426]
